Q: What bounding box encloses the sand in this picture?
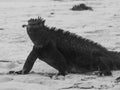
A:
[0,0,120,90]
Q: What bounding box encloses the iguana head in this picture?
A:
[22,17,46,48]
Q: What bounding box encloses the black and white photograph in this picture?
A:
[0,0,120,90]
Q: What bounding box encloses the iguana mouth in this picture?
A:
[22,24,28,28]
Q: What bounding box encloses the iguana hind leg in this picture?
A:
[95,56,112,76]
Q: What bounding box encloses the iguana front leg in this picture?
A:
[9,46,38,74]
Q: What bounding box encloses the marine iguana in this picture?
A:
[71,3,93,11]
[9,17,120,76]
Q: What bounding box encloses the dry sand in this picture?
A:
[1,0,120,90]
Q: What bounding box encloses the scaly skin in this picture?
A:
[9,17,120,76]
